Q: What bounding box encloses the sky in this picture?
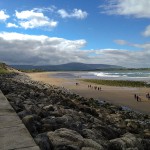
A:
[0,0,150,68]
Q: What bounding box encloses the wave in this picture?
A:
[89,72,121,78]
[88,71,150,78]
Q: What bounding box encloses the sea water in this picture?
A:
[53,70,150,82]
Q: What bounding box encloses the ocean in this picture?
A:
[53,70,150,82]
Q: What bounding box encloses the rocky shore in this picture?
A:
[0,73,150,150]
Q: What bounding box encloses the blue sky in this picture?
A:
[0,0,150,67]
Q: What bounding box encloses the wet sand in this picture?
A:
[27,72,150,114]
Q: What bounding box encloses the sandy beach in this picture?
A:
[27,72,150,114]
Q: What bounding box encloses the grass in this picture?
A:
[0,62,9,74]
[0,68,9,74]
[19,69,45,73]
[81,79,150,88]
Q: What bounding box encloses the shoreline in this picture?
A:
[27,72,150,114]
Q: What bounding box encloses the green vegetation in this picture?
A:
[81,79,150,87]
[19,69,45,73]
[0,68,9,74]
[0,62,9,74]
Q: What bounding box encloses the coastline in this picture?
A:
[1,72,150,149]
[27,72,150,114]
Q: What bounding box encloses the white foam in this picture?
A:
[89,72,120,78]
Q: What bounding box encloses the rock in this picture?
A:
[79,106,99,117]
[18,110,31,119]
[43,105,55,111]
[81,147,98,150]
[55,145,80,150]
[108,133,143,150]
[47,128,104,149]
[144,129,150,139]
[23,104,42,115]
[82,129,97,139]
[59,99,77,109]
[83,139,104,150]
[142,139,150,150]
[47,128,83,149]
[35,133,53,150]
[22,115,41,136]
[125,119,140,133]
[94,125,120,140]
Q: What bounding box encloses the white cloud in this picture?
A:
[142,25,150,37]
[15,10,58,29]
[58,9,88,19]
[6,23,18,28]
[0,10,9,21]
[101,0,150,18]
[0,32,87,65]
[0,32,150,67]
[33,6,57,13]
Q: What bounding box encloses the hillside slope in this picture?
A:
[12,62,123,71]
[0,62,18,73]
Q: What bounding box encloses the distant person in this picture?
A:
[134,94,137,99]
[146,93,149,98]
[136,96,141,102]
[76,83,79,86]
[136,95,139,102]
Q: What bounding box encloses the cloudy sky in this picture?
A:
[0,0,150,67]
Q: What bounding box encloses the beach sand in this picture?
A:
[27,72,150,114]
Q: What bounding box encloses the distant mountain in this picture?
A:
[11,62,124,71]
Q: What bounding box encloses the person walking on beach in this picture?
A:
[136,96,141,102]
[134,94,137,99]
[76,82,79,86]
[136,95,139,102]
[146,93,149,98]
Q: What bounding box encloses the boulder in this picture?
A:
[83,139,104,150]
[47,128,104,149]
[35,133,53,150]
[43,105,55,111]
[22,115,41,136]
[18,110,31,119]
[47,128,83,149]
[108,133,143,150]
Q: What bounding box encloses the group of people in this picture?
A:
[134,93,150,102]
[88,85,102,91]
[75,82,102,91]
